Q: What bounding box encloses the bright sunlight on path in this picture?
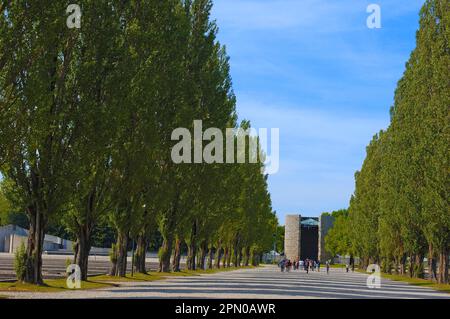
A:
[2,265,450,299]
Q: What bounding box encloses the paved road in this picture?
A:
[2,265,449,299]
[0,253,163,281]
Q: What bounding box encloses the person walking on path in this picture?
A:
[350,256,355,272]
[278,259,286,272]
[346,264,349,273]
[326,261,330,274]
[317,261,321,272]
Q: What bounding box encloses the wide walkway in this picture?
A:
[2,265,449,299]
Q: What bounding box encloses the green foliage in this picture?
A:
[0,189,11,226]
[0,180,27,227]
[14,243,27,282]
[324,209,352,257]
[91,223,117,249]
[330,209,348,219]
[275,225,285,252]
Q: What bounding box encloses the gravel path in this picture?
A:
[2,265,449,299]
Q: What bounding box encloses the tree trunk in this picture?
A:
[438,248,449,284]
[186,244,194,270]
[243,246,250,266]
[172,237,182,272]
[135,234,148,274]
[232,235,240,267]
[196,249,201,269]
[158,193,179,273]
[74,224,92,281]
[199,241,208,270]
[24,204,45,285]
[186,220,197,270]
[400,254,407,275]
[251,250,259,266]
[214,241,222,269]
[409,255,415,278]
[394,256,399,275]
[74,189,98,281]
[115,231,128,277]
[253,253,261,266]
[110,245,117,276]
[226,246,232,267]
[207,246,214,269]
[159,217,176,273]
[238,249,242,267]
[232,249,238,267]
[428,243,437,282]
[222,246,229,268]
[414,254,424,278]
[159,236,173,272]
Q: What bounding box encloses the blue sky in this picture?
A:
[211,0,425,225]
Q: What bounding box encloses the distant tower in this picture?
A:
[284,215,301,261]
[318,214,335,262]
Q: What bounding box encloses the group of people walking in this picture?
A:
[278,258,332,274]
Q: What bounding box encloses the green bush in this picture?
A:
[14,242,27,281]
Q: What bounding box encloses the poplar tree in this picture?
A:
[0,1,82,284]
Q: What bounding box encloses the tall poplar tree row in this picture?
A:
[325,0,449,284]
[0,0,278,284]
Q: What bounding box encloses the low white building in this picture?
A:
[0,224,109,255]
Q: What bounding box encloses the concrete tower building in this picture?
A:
[284,215,301,261]
[284,214,334,262]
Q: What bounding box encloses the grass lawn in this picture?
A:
[329,264,349,268]
[379,273,450,294]
[0,266,255,293]
[355,268,450,294]
[0,278,116,293]
[90,266,256,283]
